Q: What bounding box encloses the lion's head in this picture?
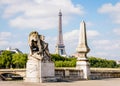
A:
[28,31,39,46]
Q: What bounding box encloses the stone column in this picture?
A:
[25,55,55,83]
[76,21,90,79]
[25,55,41,82]
[25,31,55,83]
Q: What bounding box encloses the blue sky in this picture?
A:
[0,0,120,60]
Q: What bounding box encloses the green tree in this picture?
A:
[0,51,13,68]
[0,50,28,69]
[51,54,76,67]
[51,54,66,61]
[88,57,117,68]
[0,55,3,68]
[12,53,27,68]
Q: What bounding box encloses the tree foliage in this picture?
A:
[0,50,27,69]
[88,57,117,68]
[12,53,27,68]
[51,54,118,68]
[0,52,119,68]
[51,54,76,67]
[0,51,13,68]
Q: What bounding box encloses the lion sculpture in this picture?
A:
[28,31,51,61]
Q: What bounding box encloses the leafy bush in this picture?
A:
[88,57,117,68]
[51,54,76,67]
[55,60,76,67]
[51,55,118,68]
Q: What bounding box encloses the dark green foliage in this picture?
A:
[51,54,118,68]
[51,54,66,61]
[12,53,27,68]
[55,60,76,67]
[0,50,27,69]
[0,51,13,68]
[88,57,117,68]
[117,64,120,67]
[51,54,76,67]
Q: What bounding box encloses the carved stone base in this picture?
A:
[25,55,55,83]
[76,58,90,79]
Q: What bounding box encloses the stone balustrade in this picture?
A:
[1,68,120,81]
[55,68,83,80]
[90,68,120,79]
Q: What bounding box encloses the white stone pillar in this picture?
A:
[76,21,90,79]
[25,55,55,83]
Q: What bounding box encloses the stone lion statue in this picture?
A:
[28,31,51,61]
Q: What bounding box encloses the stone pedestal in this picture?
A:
[40,62,55,82]
[76,58,90,79]
[25,55,55,83]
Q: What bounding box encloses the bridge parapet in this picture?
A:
[90,68,120,79]
[0,69,26,77]
[1,68,120,80]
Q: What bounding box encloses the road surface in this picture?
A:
[0,78,120,86]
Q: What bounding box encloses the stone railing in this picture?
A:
[1,68,120,81]
[55,68,120,80]
[55,68,83,80]
[90,68,120,79]
[0,69,26,77]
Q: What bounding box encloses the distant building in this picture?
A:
[116,61,120,64]
[0,47,22,55]
[6,47,22,53]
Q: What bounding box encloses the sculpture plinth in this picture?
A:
[25,31,55,83]
[76,21,90,79]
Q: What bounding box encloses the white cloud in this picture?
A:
[92,39,120,50]
[64,29,79,42]
[92,40,110,45]
[0,0,84,29]
[0,32,12,50]
[64,29,100,41]
[113,28,120,35]
[0,0,20,5]
[98,2,120,24]
[0,31,27,52]
[12,41,27,48]
[87,30,100,38]
[0,32,12,40]
[63,30,79,54]
[0,40,9,47]
[89,39,120,59]
[9,17,58,30]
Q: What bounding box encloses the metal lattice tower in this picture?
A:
[55,10,66,56]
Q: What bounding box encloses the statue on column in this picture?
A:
[25,31,55,83]
[28,31,51,62]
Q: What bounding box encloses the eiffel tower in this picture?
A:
[55,11,66,56]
